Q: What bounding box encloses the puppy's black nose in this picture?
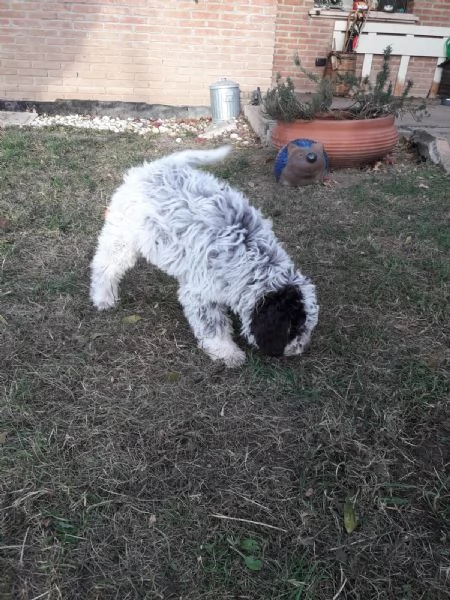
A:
[306,152,317,163]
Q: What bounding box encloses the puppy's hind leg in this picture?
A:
[90,223,139,310]
[179,288,246,368]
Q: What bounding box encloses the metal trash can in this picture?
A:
[209,78,241,122]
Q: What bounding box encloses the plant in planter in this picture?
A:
[264,46,427,168]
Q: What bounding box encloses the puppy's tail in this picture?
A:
[165,145,233,167]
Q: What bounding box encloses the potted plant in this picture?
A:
[264,46,426,168]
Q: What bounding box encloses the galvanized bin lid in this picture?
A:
[209,77,239,90]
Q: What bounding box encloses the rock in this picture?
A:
[410,129,440,164]
[198,120,237,139]
[436,138,450,174]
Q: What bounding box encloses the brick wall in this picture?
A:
[411,0,450,27]
[0,0,277,105]
[408,0,450,97]
[273,0,450,98]
[273,0,335,93]
[0,1,449,106]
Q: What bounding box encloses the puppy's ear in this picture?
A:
[250,286,306,357]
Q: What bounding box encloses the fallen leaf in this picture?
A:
[148,514,157,526]
[0,217,10,231]
[344,500,357,534]
[418,183,429,189]
[121,314,142,324]
[165,372,181,383]
[424,349,448,368]
[0,431,7,444]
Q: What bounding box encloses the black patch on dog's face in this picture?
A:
[250,285,306,357]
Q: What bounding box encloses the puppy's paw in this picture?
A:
[201,338,246,368]
[91,289,116,311]
[95,300,115,311]
[222,348,246,368]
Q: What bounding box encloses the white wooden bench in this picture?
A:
[333,21,450,96]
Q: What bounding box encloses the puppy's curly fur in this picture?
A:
[90,146,318,367]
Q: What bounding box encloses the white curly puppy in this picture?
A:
[90,145,318,367]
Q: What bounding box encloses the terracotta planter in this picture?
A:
[272,114,399,169]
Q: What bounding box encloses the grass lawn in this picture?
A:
[0,125,449,600]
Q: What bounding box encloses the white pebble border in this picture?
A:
[29,113,255,144]
[30,113,211,137]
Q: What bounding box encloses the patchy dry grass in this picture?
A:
[0,126,449,600]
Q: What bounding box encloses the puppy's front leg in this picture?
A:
[90,221,139,310]
[178,289,245,368]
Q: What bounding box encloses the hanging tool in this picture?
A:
[343,6,369,53]
[352,8,369,50]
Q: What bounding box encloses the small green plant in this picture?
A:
[228,537,264,571]
[238,538,263,571]
[263,46,427,122]
[285,552,320,600]
[42,512,81,545]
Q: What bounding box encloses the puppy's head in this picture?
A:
[250,285,309,357]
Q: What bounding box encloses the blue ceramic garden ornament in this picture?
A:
[275,138,329,187]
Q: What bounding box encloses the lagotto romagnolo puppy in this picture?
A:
[89,145,319,367]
